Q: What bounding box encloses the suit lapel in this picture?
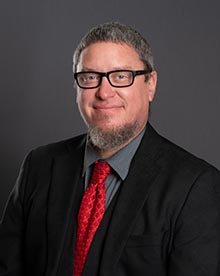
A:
[100,124,163,275]
[45,136,86,276]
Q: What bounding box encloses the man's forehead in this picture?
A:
[75,41,146,74]
[81,41,137,55]
[78,41,140,64]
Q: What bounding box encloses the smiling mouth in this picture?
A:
[95,107,117,110]
[93,104,122,110]
[94,107,122,115]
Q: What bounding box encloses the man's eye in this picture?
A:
[80,74,98,82]
[116,74,127,79]
[112,73,130,82]
[87,75,97,80]
[86,74,100,81]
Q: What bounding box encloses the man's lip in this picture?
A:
[93,105,122,109]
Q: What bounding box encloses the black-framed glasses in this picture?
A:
[74,69,151,89]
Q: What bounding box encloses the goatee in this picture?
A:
[88,122,141,151]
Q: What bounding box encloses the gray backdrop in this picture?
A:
[0,0,220,215]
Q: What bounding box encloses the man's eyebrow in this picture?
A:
[80,67,96,71]
[111,66,135,70]
[79,66,136,72]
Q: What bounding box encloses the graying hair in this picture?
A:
[73,22,154,73]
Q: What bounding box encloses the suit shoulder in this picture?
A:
[28,134,87,161]
[157,133,219,175]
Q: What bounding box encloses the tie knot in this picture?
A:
[91,160,110,184]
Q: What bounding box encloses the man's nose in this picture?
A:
[96,77,115,99]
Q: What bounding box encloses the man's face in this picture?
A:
[76,42,157,141]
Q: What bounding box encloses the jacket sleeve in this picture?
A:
[168,166,220,275]
[0,152,32,276]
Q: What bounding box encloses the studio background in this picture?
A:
[0,0,220,215]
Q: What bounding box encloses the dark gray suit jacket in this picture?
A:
[0,123,220,275]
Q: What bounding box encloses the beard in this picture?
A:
[88,121,142,151]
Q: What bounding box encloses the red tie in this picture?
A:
[73,160,110,276]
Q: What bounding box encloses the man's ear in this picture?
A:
[147,71,157,102]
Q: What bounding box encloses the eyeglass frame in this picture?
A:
[74,69,152,89]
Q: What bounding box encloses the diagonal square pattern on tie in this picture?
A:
[74,160,110,276]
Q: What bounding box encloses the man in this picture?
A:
[0,22,220,276]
